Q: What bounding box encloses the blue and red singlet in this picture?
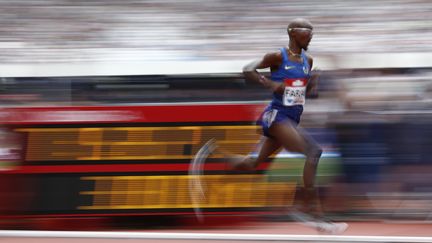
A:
[258,47,311,137]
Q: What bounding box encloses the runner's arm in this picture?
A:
[306,55,319,98]
[243,52,284,94]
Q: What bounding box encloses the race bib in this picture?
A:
[283,79,307,106]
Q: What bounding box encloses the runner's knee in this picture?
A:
[306,144,322,161]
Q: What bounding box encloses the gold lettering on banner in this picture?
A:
[78,128,103,160]
[79,175,296,210]
[17,125,259,161]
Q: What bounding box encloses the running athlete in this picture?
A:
[234,18,346,232]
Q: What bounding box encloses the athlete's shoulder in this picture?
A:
[264,50,283,61]
[262,50,283,68]
[304,52,313,62]
[304,52,314,69]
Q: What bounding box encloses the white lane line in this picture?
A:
[1,231,432,242]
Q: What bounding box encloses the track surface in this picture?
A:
[1,221,432,242]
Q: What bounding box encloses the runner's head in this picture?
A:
[287,18,313,51]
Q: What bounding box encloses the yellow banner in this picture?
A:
[79,174,296,210]
[18,125,260,161]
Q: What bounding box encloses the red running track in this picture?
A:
[1,221,432,242]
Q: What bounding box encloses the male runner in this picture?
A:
[235,18,347,233]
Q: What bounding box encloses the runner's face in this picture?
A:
[292,27,313,50]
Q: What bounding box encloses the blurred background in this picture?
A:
[0,0,432,232]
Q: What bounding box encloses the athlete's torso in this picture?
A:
[270,47,311,109]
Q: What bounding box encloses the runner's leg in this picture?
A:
[297,128,324,216]
[268,120,348,234]
[268,120,322,214]
[230,136,281,170]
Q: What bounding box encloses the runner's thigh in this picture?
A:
[268,120,307,154]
